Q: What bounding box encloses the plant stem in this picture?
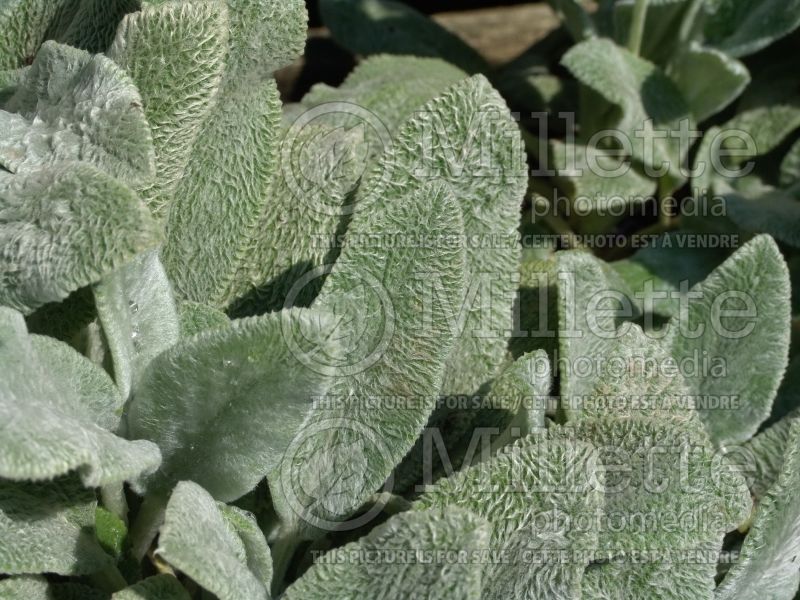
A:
[628,0,650,56]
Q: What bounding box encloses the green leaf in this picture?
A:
[127,308,341,502]
[157,481,267,600]
[283,508,489,600]
[112,576,189,600]
[162,77,281,306]
[109,6,226,209]
[108,0,229,217]
[716,419,800,600]
[555,250,639,415]
[561,38,693,186]
[0,163,158,314]
[416,433,604,599]
[161,0,307,305]
[611,233,731,318]
[94,250,181,400]
[271,183,465,536]
[741,412,800,501]
[780,138,800,187]
[0,41,155,185]
[0,0,72,69]
[177,301,230,337]
[218,505,273,591]
[95,506,127,559]
[30,334,123,432]
[581,324,701,425]
[226,121,362,314]
[556,417,749,555]
[0,307,161,487]
[53,0,141,54]
[222,0,307,80]
[0,477,111,576]
[672,43,750,122]
[582,551,721,600]
[668,235,791,445]
[0,576,108,600]
[704,0,800,58]
[319,0,488,74]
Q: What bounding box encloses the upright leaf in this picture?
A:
[705,0,800,58]
[668,235,791,445]
[0,307,161,487]
[0,41,154,185]
[561,38,693,187]
[283,508,489,600]
[0,477,111,576]
[672,43,750,122]
[319,0,488,74]
[30,334,123,432]
[94,250,181,400]
[108,0,230,217]
[219,505,273,591]
[0,163,158,314]
[162,0,307,306]
[416,433,604,599]
[127,308,341,502]
[157,481,267,600]
[716,420,800,600]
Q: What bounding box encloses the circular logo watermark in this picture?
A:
[281,264,395,377]
[282,102,394,217]
[277,417,396,532]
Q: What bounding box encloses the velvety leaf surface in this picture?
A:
[668,235,791,445]
[0,0,72,69]
[283,508,489,600]
[319,0,488,74]
[561,38,692,186]
[0,163,158,314]
[127,308,341,502]
[177,301,230,337]
[0,307,161,487]
[716,420,800,600]
[112,575,189,600]
[219,505,273,591]
[94,250,181,399]
[417,433,604,599]
[157,481,267,600]
[30,334,123,431]
[672,43,750,122]
[108,0,229,217]
[162,0,306,306]
[0,41,154,185]
[0,477,110,576]
[725,186,800,248]
[705,0,800,57]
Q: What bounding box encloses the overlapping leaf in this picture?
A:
[0,41,154,185]
[319,0,488,74]
[667,235,791,445]
[0,477,111,576]
[716,419,800,600]
[416,433,604,599]
[283,508,489,600]
[0,307,160,487]
[156,481,267,600]
[113,575,190,600]
[108,0,230,217]
[0,163,158,314]
[94,250,181,399]
[127,308,341,502]
[705,0,800,58]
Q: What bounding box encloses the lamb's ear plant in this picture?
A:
[2,1,800,599]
